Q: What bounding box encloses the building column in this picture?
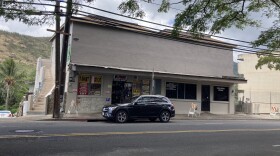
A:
[229,84,235,114]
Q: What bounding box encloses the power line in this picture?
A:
[11,0,272,48]
[74,10,273,54]
[53,1,279,55]
[140,0,270,30]
[72,12,258,54]
[56,0,274,49]
[1,7,55,14]
[3,0,278,55]
[140,0,184,12]
[69,14,280,57]
[3,1,66,9]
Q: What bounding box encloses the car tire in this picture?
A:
[159,111,170,123]
[149,117,157,122]
[115,110,128,123]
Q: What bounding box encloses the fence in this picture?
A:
[236,90,280,114]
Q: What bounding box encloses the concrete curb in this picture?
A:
[17,114,280,122]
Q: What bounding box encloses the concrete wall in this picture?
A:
[159,78,233,114]
[50,34,64,80]
[70,22,234,78]
[238,54,280,113]
[64,71,234,115]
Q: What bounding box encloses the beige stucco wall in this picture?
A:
[65,74,112,114]
[64,71,235,115]
[62,20,236,116]
[71,22,234,78]
[238,54,280,113]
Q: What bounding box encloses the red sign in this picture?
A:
[78,82,88,95]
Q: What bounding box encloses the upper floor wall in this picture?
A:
[238,54,280,91]
[70,22,234,78]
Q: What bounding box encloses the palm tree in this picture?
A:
[0,58,25,110]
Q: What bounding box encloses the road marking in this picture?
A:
[272,145,280,147]
[204,123,224,125]
[1,128,280,139]
[0,135,48,139]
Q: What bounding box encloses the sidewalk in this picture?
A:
[15,112,280,122]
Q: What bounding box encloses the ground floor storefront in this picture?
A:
[64,65,245,115]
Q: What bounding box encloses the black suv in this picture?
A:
[102,95,175,123]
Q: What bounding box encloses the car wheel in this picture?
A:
[159,111,170,123]
[149,117,157,122]
[115,110,128,123]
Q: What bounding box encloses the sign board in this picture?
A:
[166,82,177,90]
[79,75,90,83]
[114,75,127,81]
[78,82,88,95]
[92,75,102,84]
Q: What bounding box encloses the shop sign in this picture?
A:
[166,82,177,90]
[216,87,225,92]
[78,82,88,95]
[142,80,150,85]
[91,75,102,84]
[114,75,127,81]
[142,80,150,95]
[79,75,90,83]
[106,98,111,102]
[133,89,140,96]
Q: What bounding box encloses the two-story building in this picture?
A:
[50,15,246,117]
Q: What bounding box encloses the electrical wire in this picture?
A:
[2,0,279,56]
[9,0,273,48]
[68,14,280,57]
[72,10,276,55]
[58,0,275,49]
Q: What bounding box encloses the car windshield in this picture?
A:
[130,96,139,103]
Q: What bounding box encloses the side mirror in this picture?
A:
[134,102,138,105]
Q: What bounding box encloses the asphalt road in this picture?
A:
[1,119,280,156]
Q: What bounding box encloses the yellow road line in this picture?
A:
[1,128,280,139]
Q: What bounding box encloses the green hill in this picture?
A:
[0,30,51,76]
[0,30,51,70]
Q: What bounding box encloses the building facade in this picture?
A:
[50,16,246,117]
[238,54,280,113]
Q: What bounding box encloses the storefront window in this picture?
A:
[142,80,150,95]
[185,84,197,99]
[214,86,229,101]
[166,82,177,98]
[178,83,184,99]
[132,79,150,96]
[166,82,197,99]
[78,74,102,95]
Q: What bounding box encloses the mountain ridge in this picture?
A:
[0,30,51,66]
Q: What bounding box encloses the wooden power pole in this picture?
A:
[60,0,73,109]
[53,0,61,118]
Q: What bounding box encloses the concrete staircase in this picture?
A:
[27,59,54,115]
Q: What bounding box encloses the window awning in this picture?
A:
[71,63,247,84]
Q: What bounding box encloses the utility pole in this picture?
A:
[60,0,72,110]
[53,0,61,118]
[151,68,155,94]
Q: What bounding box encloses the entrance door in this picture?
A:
[201,85,210,111]
[112,81,132,104]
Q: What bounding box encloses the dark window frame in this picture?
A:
[213,86,229,102]
[165,82,197,100]
[78,75,102,96]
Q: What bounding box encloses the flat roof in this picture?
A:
[50,14,235,49]
[70,15,236,49]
